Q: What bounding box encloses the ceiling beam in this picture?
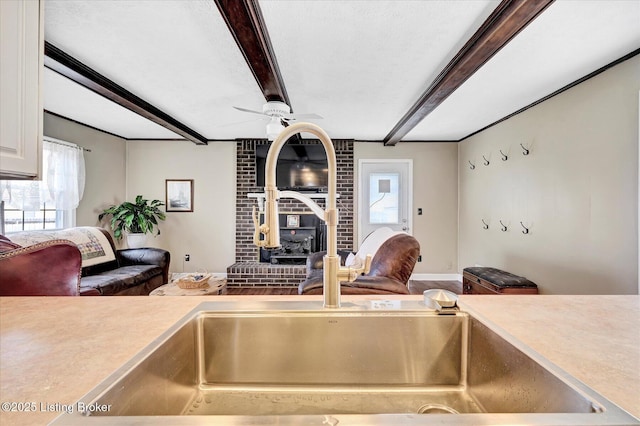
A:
[214,0,290,105]
[44,42,209,145]
[383,0,555,146]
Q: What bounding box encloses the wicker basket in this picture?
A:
[174,273,212,289]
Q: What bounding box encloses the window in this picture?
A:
[368,172,400,224]
[2,202,72,232]
[1,138,85,233]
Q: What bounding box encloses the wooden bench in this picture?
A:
[462,267,538,295]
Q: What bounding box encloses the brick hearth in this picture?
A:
[230,139,354,288]
[226,262,307,288]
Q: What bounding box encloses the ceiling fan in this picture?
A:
[233,101,323,140]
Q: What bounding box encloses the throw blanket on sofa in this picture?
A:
[8,227,116,268]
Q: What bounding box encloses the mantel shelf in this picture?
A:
[248,192,339,201]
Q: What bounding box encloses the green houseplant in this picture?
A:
[99,195,166,248]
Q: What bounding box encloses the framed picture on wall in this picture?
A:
[287,214,300,227]
[166,179,194,212]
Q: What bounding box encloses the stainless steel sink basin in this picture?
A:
[52,300,638,425]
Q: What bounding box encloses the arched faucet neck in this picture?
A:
[261,122,342,308]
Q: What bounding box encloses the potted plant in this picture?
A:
[98,195,166,248]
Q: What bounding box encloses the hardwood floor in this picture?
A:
[408,280,463,295]
[222,280,462,296]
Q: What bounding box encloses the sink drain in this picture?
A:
[417,403,460,414]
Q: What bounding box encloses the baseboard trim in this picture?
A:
[410,273,462,281]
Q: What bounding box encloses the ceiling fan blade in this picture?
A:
[233,106,267,116]
[215,117,267,128]
[285,113,324,120]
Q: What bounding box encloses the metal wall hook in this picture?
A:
[520,222,530,234]
[482,219,489,230]
[499,220,508,232]
[520,143,530,155]
[482,155,490,166]
[500,150,508,161]
[468,160,475,170]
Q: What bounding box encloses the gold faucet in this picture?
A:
[252,122,370,308]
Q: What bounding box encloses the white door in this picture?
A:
[358,159,413,246]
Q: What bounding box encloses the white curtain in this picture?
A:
[0,139,85,210]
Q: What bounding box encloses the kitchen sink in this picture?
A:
[51,300,638,425]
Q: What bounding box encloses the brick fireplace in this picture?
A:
[227,139,354,288]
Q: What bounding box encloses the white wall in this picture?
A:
[126,140,236,275]
[44,113,126,227]
[458,56,639,294]
[354,142,458,275]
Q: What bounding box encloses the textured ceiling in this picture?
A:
[44,0,267,139]
[259,0,499,140]
[44,68,181,139]
[407,0,640,140]
[43,0,640,143]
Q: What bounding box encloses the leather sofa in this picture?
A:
[299,231,420,295]
[0,227,170,296]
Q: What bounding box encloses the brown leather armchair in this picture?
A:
[0,235,87,296]
[298,233,420,295]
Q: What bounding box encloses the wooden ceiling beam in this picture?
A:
[214,0,290,105]
[44,42,209,145]
[383,0,555,146]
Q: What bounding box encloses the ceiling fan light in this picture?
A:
[266,119,285,140]
[263,101,290,116]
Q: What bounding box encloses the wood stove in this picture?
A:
[260,214,326,265]
[269,227,316,264]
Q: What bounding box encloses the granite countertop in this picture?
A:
[0,295,638,425]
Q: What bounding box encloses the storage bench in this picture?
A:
[462,267,538,295]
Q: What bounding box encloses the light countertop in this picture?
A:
[0,295,638,425]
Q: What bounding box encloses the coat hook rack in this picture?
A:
[499,220,508,232]
[482,155,490,166]
[468,160,475,170]
[482,219,489,230]
[500,150,508,161]
[520,143,530,156]
[520,222,530,234]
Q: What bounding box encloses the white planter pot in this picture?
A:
[126,233,148,249]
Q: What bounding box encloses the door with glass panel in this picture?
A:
[358,159,413,246]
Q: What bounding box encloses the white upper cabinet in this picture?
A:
[0,0,43,179]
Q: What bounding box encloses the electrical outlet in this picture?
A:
[418,255,422,262]
[417,208,423,215]
[184,254,190,262]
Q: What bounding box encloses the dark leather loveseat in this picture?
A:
[0,227,170,296]
[299,230,420,295]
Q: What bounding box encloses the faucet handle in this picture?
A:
[362,254,372,275]
[252,206,268,247]
[350,254,372,277]
[338,254,372,282]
